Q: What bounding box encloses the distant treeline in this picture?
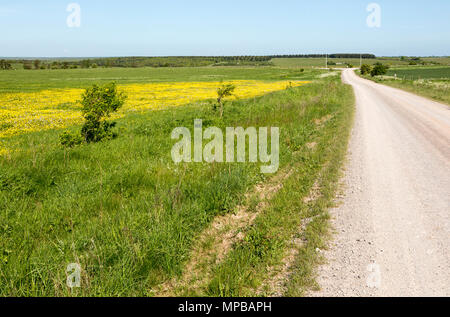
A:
[2,54,377,70]
[3,56,273,70]
[81,54,376,68]
[269,54,377,59]
[85,56,273,68]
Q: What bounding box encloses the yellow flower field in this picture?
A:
[0,80,308,154]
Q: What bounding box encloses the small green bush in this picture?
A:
[370,63,389,77]
[360,64,372,75]
[59,131,83,148]
[80,82,126,143]
[216,83,235,117]
[60,82,127,146]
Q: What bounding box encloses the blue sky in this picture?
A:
[1,0,449,57]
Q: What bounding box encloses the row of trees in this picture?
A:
[22,60,81,70]
[82,56,272,68]
[270,54,376,59]
[10,54,380,71]
[13,56,272,70]
[78,55,377,68]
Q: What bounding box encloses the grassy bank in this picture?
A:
[204,78,354,297]
[386,66,450,80]
[376,79,449,106]
[360,67,450,106]
[0,73,353,296]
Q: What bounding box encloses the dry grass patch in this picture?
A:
[314,114,333,126]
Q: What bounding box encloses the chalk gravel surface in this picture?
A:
[310,69,450,297]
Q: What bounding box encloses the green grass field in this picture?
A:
[364,66,450,105]
[0,66,354,296]
[422,57,450,65]
[386,66,450,80]
[0,66,320,93]
[272,57,450,69]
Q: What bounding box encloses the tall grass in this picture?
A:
[205,79,355,297]
[0,76,353,296]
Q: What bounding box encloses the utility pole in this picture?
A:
[360,54,362,68]
[325,54,328,69]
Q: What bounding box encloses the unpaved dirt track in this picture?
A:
[310,69,450,297]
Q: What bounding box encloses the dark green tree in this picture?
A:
[360,64,372,75]
[370,62,389,77]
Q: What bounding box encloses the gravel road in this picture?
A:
[310,69,450,297]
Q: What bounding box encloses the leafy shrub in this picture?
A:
[60,82,127,146]
[360,64,372,75]
[59,131,83,148]
[80,82,126,143]
[81,121,118,143]
[370,62,389,77]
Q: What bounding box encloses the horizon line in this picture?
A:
[2,54,449,60]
